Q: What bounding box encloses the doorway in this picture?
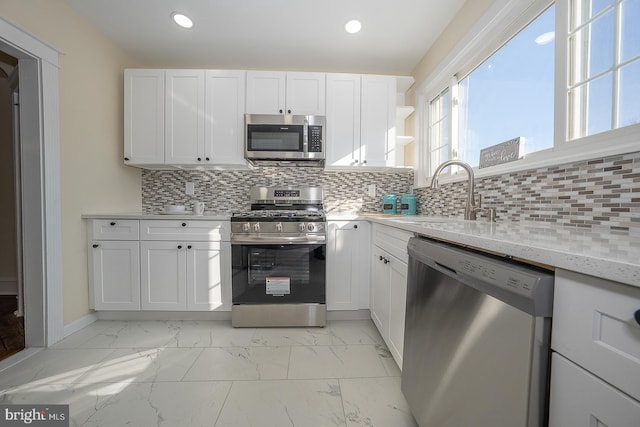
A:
[0,17,64,360]
[0,50,24,361]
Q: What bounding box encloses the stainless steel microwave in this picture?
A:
[245,114,325,166]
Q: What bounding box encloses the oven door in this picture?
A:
[232,243,326,305]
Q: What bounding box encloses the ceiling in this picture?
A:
[64,0,467,75]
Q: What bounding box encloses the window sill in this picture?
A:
[415,123,640,188]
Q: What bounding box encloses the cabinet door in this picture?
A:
[371,246,390,335]
[90,240,140,310]
[140,241,187,310]
[361,75,396,167]
[326,221,370,311]
[552,269,640,401]
[285,72,326,115]
[186,241,231,311]
[165,70,206,165]
[325,73,361,166]
[549,353,640,427]
[204,70,246,165]
[388,253,408,368]
[124,69,165,165]
[246,71,286,114]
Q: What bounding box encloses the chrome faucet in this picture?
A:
[430,160,478,220]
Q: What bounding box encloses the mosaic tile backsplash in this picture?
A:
[142,167,414,215]
[414,151,640,232]
[142,150,639,232]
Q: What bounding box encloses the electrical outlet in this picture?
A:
[185,182,195,195]
[368,184,376,198]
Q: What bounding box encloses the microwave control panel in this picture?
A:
[308,125,323,152]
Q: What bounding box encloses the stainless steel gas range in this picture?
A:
[230,187,326,327]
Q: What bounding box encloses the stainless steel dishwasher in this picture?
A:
[402,237,554,427]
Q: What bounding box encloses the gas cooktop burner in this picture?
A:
[232,210,325,221]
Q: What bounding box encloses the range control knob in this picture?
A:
[242,223,251,232]
[276,223,283,232]
[253,223,261,232]
[299,223,306,232]
[307,223,316,232]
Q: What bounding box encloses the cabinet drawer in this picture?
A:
[91,219,139,240]
[140,220,229,241]
[552,269,640,401]
[549,353,640,427]
[373,223,413,263]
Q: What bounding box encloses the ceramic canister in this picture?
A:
[400,193,417,215]
[382,194,398,214]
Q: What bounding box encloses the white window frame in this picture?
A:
[414,0,640,188]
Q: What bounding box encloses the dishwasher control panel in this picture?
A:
[457,258,539,296]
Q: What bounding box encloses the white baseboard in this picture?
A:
[95,311,233,321]
[0,347,42,373]
[0,278,18,295]
[62,312,98,338]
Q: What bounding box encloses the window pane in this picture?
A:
[621,0,640,62]
[588,9,615,77]
[619,59,640,127]
[587,72,614,135]
[592,0,615,16]
[457,6,555,167]
[428,89,450,172]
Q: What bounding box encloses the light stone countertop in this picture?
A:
[83,212,640,287]
[336,214,640,288]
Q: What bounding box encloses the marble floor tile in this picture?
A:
[52,321,121,349]
[288,345,388,379]
[77,321,182,348]
[250,326,334,346]
[81,381,232,427]
[182,346,290,381]
[172,321,256,347]
[0,348,114,390]
[327,320,386,345]
[340,377,417,427]
[215,379,346,427]
[77,347,203,383]
[375,343,402,376]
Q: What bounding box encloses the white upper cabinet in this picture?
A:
[124,69,246,167]
[124,69,165,164]
[325,74,401,168]
[285,72,326,116]
[361,74,396,167]
[204,70,246,165]
[165,70,206,165]
[246,71,325,115]
[325,73,361,166]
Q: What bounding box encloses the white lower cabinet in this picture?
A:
[549,353,640,426]
[370,224,412,369]
[549,269,640,426]
[140,241,187,310]
[186,241,231,311]
[90,240,141,310]
[88,219,231,312]
[326,220,370,311]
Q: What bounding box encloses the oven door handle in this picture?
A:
[231,234,326,245]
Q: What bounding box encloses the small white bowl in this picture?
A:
[164,205,186,213]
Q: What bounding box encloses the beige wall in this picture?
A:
[404,0,495,166]
[1,0,142,324]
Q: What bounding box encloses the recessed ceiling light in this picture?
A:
[535,31,555,45]
[345,19,362,34]
[171,12,194,29]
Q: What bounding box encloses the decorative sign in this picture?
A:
[479,137,523,169]
[266,277,290,295]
